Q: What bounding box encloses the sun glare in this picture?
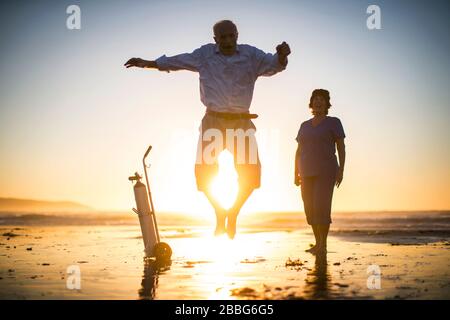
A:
[209,150,239,210]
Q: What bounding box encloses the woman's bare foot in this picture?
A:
[313,246,327,256]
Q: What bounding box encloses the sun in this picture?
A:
[209,150,238,210]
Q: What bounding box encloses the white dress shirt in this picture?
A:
[155,43,287,113]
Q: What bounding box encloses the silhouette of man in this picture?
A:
[125,20,290,239]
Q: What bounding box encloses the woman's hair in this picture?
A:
[309,89,332,114]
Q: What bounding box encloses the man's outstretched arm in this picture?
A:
[124,58,157,69]
[124,47,203,72]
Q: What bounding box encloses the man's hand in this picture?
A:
[276,42,291,65]
[124,57,154,69]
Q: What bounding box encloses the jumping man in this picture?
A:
[125,20,290,239]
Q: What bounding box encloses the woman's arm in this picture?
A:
[335,138,346,187]
[294,144,301,186]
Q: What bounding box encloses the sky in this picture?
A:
[0,0,449,215]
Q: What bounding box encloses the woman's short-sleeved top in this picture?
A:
[296,116,345,177]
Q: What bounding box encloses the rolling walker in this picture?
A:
[129,145,172,261]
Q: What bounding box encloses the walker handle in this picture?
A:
[144,145,152,160]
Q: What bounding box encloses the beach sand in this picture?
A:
[1,211,449,300]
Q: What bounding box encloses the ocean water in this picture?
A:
[0,210,449,236]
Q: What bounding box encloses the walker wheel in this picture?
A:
[153,242,172,261]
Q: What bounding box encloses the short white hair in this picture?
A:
[213,20,237,36]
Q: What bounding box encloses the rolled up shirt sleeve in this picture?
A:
[253,48,287,77]
[332,118,346,141]
[155,47,202,72]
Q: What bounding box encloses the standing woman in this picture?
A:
[294,89,346,255]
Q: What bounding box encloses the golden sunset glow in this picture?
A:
[0,0,449,215]
[209,150,239,210]
[1,1,450,304]
[173,231,284,299]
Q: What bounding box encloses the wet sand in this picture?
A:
[1,223,449,299]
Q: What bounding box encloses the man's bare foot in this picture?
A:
[305,245,317,253]
[226,210,238,239]
[214,209,226,236]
